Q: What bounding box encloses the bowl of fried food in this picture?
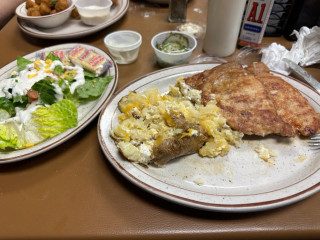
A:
[16,0,75,28]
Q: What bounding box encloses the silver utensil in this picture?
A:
[283,58,320,93]
[309,133,320,150]
[284,59,320,148]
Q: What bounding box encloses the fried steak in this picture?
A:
[184,62,320,137]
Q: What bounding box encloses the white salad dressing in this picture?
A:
[67,65,85,94]
[10,102,41,130]
[0,101,41,132]
[79,5,110,26]
[5,61,57,99]
[53,83,64,102]
[0,60,85,99]
[0,78,16,98]
[0,58,86,125]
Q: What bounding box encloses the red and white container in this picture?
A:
[238,0,274,47]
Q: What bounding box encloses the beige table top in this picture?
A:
[0,1,319,239]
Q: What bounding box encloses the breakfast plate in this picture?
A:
[98,63,320,212]
[16,0,129,39]
[0,43,118,163]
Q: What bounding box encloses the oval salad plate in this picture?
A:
[16,0,129,40]
[0,43,118,163]
[98,63,320,212]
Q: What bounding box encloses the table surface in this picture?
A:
[0,1,320,239]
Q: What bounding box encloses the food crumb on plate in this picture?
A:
[255,144,277,163]
[295,155,307,163]
[193,178,205,185]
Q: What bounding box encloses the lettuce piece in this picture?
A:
[17,56,32,71]
[53,65,64,75]
[0,119,47,150]
[45,52,62,62]
[76,75,113,100]
[84,70,95,78]
[60,84,80,107]
[0,124,20,149]
[0,97,15,117]
[0,121,42,150]
[0,100,78,150]
[31,79,56,105]
[0,109,11,122]
[32,99,78,138]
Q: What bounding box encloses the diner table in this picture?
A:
[0,0,320,239]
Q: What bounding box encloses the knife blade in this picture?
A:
[283,58,320,93]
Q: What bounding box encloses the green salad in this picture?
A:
[0,52,113,150]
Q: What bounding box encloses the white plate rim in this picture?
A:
[0,43,118,164]
[97,63,320,212]
[16,0,129,40]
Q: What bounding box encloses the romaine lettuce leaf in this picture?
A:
[0,120,45,150]
[0,124,20,149]
[32,99,78,138]
[0,99,77,150]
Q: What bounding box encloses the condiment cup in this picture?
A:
[15,0,74,28]
[104,30,142,64]
[151,31,197,67]
[75,0,113,26]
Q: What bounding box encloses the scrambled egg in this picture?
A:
[255,144,277,162]
[110,78,243,165]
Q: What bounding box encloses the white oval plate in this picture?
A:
[98,63,320,212]
[16,0,129,39]
[0,43,118,163]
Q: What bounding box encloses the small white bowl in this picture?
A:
[15,0,74,28]
[151,31,197,67]
[75,0,113,26]
[104,30,142,64]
